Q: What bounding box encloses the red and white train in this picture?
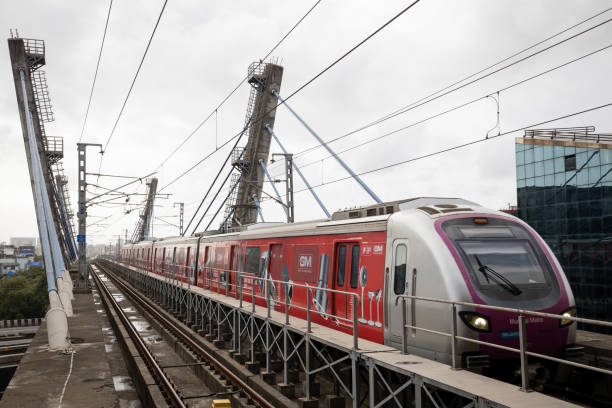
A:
[120,197,577,366]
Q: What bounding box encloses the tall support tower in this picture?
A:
[131,178,158,242]
[8,36,75,264]
[226,62,283,227]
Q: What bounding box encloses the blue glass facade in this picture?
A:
[515,137,612,333]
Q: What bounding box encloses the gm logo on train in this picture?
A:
[299,255,312,268]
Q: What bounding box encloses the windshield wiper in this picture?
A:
[474,254,522,296]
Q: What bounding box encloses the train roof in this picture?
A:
[127,197,485,246]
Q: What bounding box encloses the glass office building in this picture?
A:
[515,127,612,333]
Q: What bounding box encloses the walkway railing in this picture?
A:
[116,256,612,391]
[396,294,612,392]
[123,257,362,350]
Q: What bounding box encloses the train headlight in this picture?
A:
[459,311,491,333]
[559,307,576,327]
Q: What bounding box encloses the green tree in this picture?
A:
[0,267,49,319]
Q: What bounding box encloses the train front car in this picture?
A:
[384,198,576,369]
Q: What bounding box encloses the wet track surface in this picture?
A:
[95,271,216,407]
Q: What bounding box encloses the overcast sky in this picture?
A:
[1,0,611,245]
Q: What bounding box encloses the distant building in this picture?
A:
[1,245,16,257]
[515,127,611,333]
[10,237,37,247]
[0,259,18,276]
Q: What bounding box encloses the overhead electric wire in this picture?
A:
[100,0,169,155]
[290,103,612,194]
[160,0,422,192]
[79,0,113,143]
[87,172,146,179]
[88,171,156,204]
[285,10,612,161]
[154,0,324,171]
[272,42,612,176]
[181,116,252,234]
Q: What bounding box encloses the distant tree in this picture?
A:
[0,267,48,319]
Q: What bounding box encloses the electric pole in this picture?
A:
[272,153,295,223]
[76,142,102,289]
[174,202,184,235]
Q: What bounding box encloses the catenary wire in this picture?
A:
[100,0,169,154]
[270,43,612,177]
[154,0,324,171]
[290,103,612,195]
[284,11,612,162]
[78,0,113,143]
[159,0,422,192]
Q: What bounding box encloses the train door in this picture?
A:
[201,246,209,288]
[186,247,192,283]
[269,244,282,310]
[332,243,359,321]
[386,239,412,344]
[161,248,166,276]
[229,245,241,295]
[153,248,158,274]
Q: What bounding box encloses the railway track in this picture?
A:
[92,262,274,408]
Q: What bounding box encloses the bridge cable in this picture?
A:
[290,103,612,195]
[159,0,422,192]
[277,13,612,166]
[269,43,612,177]
[154,0,324,171]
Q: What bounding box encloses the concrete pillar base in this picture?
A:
[298,397,318,408]
[278,383,295,398]
[246,361,260,374]
[261,371,276,385]
[326,395,346,408]
[232,353,247,365]
[47,291,69,350]
[57,282,73,317]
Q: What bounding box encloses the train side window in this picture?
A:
[394,244,407,295]
[349,245,360,289]
[337,245,347,287]
[245,247,260,275]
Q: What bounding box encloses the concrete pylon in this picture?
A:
[58,280,73,317]
[62,269,73,289]
[61,269,74,300]
[46,290,69,350]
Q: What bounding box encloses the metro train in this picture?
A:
[120,197,577,367]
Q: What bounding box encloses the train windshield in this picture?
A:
[457,240,546,287]
[443,217,560,307]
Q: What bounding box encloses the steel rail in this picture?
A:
[91,265,186,408]
[97,261,275,408]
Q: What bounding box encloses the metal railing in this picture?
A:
[42,136,63,154]
[397,294,612,392]
[524,127,612,144]
[124,257,363,349]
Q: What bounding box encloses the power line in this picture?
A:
[154,0,324,171]
[102,0,169,154]
[88,171,156,204]
[160,0,422,192]
[272,42,612,176]
[291,103,612,194]
[79,0,113,143]
[286,11,612,161]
